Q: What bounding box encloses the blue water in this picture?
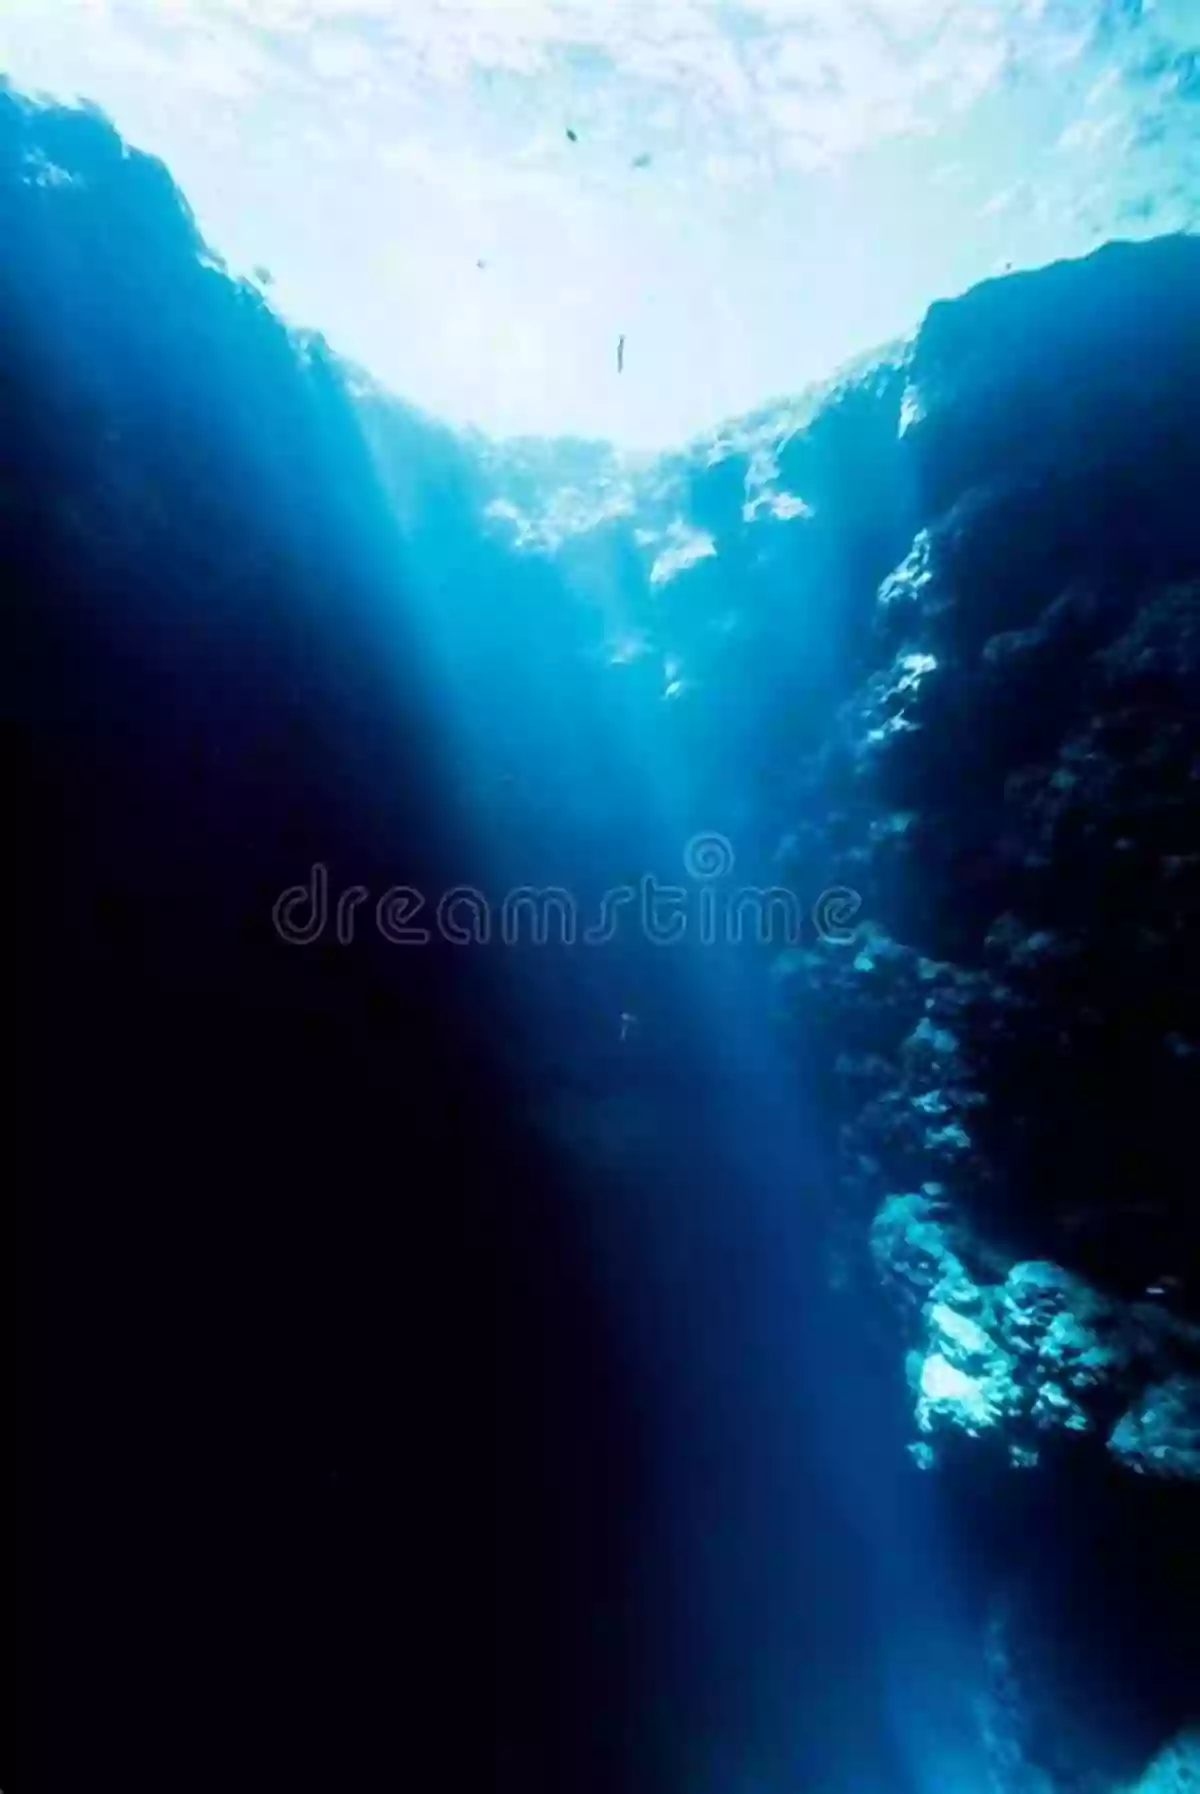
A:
[382,447,994,1793]
[7,76,1195,1794]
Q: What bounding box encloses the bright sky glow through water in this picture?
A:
[2,0,1195,448]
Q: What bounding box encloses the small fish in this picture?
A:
[566,128,578,143]
[617,333,625,375]
[631,152,652,170]
[476,258,487,270]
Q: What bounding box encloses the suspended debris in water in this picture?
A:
[251,265,273,286]
[631,152,652,169]
[619,1011,639,1044]
[476,258,487,270]
[566,128,578,143]
[617,333,625,374]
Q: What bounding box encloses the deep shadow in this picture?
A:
[5,84,660,1794]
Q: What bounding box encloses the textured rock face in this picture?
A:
[768,236,1200,1477]
[1126,1732,1200,1794]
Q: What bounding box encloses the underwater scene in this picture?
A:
[4,4,1197,1792]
